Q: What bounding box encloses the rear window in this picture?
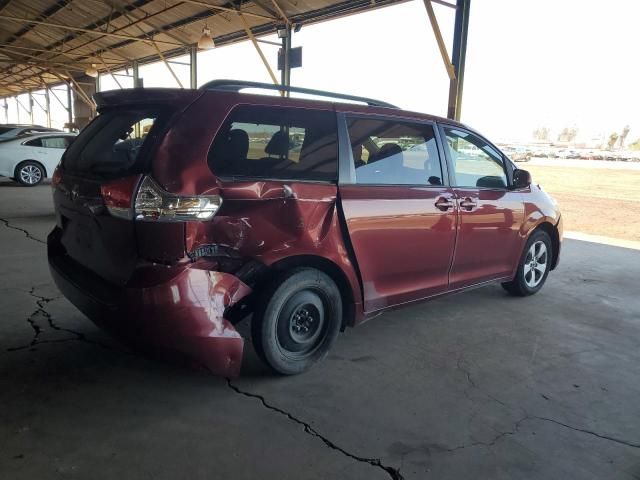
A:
[208,105,338,182]
[63,108,168,176]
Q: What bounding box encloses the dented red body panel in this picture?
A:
[49,242,249,376]
[48,87,562,376]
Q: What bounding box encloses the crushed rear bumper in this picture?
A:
[48,234,249,377]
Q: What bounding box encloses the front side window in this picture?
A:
[443,127,507,189]
[208,106,338,182]
[346,117,443,186]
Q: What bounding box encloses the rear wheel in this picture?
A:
[502,230,552,296]
[251,268,342,375]
[15,161,44,186]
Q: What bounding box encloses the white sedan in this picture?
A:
[0,132,77,186]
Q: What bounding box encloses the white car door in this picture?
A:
[0,140,23,176]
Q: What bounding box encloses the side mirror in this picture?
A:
[512,169,532,189]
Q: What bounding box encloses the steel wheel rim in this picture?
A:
[276,289,328,359]
[524,240,548,288]
[20,165,42,185]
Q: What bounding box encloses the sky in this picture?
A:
[8,0,640,143]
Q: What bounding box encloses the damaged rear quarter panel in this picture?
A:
[184,181,364,321]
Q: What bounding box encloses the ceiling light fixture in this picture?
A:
[197,26,215,49]
[85,63,98,78]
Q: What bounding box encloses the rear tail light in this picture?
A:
[100,175,222,222]
[100,175,142,220]
[51,165,63,189]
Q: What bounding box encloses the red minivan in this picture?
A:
[48,81,562,376]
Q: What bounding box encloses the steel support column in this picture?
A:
[280,25,292,96]
[3,98,7,123]
[45,87,51,127]
[447,0,470,121]
[133,60,141,88]
[66,83,72,129]
[28,91,34,124]
[190,46,197,89]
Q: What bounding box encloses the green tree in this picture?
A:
[607,132,619,150]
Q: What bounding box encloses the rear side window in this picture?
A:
[347,117,443,186]
[208,105,338,182]
[63,108,166,176]
[43,136,70,148]
[24,138,42,147]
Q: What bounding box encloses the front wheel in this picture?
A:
[502,230,552,296]
[251,268,342,375]
[15,161,45,186]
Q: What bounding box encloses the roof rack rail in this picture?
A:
[199,79,398,109]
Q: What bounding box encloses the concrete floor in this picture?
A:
[1,178,639,480]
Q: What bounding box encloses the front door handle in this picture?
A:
[435,197,455,211]
[459,197,478,211]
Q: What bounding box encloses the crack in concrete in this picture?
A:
[227,379,404,480]
[451,354,640,453]
[445,416,531,452]
[446,414,640,452]
[532,416,640,449]
[0,218,46,244]
[456,355,477,389]
[456,354,510,410]
[7,287,131,355]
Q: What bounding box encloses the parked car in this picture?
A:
[0,132,77,186]
[508,146,532,162]
[0,124,62,140]
[48,81,562,377]
[531,148,549,158]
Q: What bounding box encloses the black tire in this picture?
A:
[502,230,552,297]
[251,268,342,375]
[14,161,45,186]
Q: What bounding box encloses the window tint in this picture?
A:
[346,118,443,186]
[443,127,507,189]
[24,138,42,147]
[64,109,162,175]
[40,136,69,149]
[208,106,337,182]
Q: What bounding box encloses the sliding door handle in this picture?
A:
[459,197,478,211]
[435,197,455,211]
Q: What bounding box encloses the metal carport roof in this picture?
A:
[0,0,419,96]
[0,0,469,122]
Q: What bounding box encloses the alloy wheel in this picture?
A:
[523,240,548,288]
[19,165,42,185]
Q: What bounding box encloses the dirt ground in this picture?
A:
[525,162,640,241]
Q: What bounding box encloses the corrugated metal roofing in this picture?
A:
[0,0,408,97]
